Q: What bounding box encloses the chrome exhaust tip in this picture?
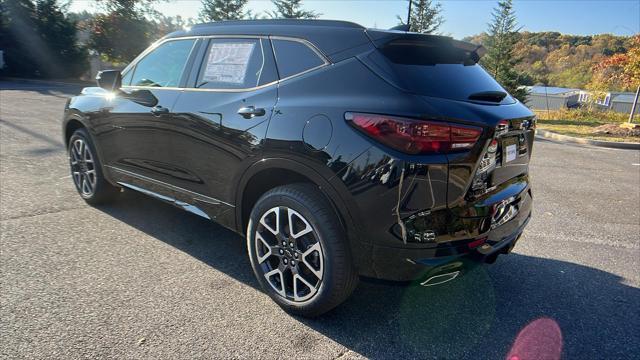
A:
[420,271,460,287]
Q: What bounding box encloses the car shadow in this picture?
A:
[96,190,640,359]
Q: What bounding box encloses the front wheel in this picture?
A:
[68,128,119,205]
[247,183,358,317]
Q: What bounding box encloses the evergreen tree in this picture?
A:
[268,0,319,19]
[482,0,528,101]
[0,0,38,75]
[199,0,249,22]
[34,0,88,77]
[397,0,444,34]
[1,0,87,77]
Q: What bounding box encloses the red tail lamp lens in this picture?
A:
[346,112,482,154]
[468,236,488,249]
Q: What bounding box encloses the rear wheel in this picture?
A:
[68,128,119,205]
[247,183,358,317]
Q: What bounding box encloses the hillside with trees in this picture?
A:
[465,31,638,92]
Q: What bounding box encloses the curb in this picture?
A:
[0,77,92,87]
[535,129,640,150]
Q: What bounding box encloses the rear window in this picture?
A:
[272,39,326,79]
[195,38,277,90]
[367,39,514,104]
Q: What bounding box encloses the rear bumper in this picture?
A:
[365,186,532,282]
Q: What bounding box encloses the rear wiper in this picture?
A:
[468,91,507,103]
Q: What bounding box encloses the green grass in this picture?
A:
[534,109,640,143]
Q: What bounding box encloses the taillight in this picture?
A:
[495,120,509,137]
[345,112,482,154]
[487,139,498,153]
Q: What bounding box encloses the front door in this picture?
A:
[95,38,199,196]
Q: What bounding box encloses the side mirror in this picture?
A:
[122,89,158,107]
[96,70,122,91]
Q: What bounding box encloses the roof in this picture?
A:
[192,19,365,30]
[526,86,580,96]
[166,19,371,62]
[611,92,638,103]
[165,19,478,64]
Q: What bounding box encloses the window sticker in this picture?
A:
[202,42,256,85]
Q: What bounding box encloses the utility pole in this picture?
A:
[406,0,412,29]
[625,85,640,128]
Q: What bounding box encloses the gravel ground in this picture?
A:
[1,80,639,359]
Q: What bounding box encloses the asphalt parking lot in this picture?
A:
[1,80,639,359]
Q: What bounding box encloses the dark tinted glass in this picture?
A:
[370,42,513,103]
[195,38,276,89]
[272,39,325,79]
[130,39,196,87]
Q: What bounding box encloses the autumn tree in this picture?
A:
[397,0,444,34]
[623,35,640,90]
[482,0,527,101]
[200,0,249,22]
[154,15,195,35]
[268,0,318,19]
[589,35,640,92]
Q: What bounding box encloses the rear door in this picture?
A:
[96,38,199,196]
[168,37,279,215]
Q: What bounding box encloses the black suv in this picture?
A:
[63,20,534,316]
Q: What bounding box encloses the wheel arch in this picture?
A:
[63,115,115,186]
[236,157,370,275]
[236,158,363,240]
[64,118,86,148]
[237,159,340,231]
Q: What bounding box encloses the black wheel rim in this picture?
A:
[255,206,324,303]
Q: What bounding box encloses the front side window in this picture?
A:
[272,39,326,79]
[195,38,276,90]
[121,68,133,86]
[129,39,196,88]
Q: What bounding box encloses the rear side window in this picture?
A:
[195,38,277,90]
[272,39,326,79]
[130,39,196,87]
[367,39,514,104]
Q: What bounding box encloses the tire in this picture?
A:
[68,128,120,205]
[246,183,358,317]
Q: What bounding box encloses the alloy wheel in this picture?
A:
[69,138,97,197]
[255,206,324,303]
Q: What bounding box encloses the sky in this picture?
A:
[69,0,640,40]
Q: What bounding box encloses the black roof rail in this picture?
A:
[389,24,410,32]
[192,19,365,29]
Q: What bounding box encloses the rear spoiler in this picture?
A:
[365,29,486,64]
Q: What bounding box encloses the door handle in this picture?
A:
[237,106,266,119]
[151,105,169,116]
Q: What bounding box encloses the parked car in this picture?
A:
[63,19,535,317]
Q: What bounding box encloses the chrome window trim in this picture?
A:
[121,34,331,93]
[270,36,330,84]
[269,35,330,66]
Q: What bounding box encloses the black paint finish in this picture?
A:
[63,20,535,281]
